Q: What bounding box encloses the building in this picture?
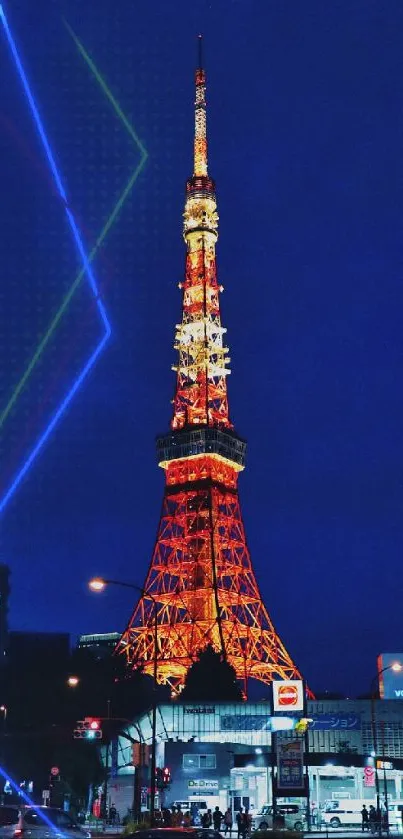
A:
[0,564,10,665]
[106,699,403,819]
[77,632,121,660]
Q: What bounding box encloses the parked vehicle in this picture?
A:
[0,806,91,839]
[322,806,362,829]
[252,804,305,831]
[171,802,208,817]
[386,804,401,829]
[322,801,376,829]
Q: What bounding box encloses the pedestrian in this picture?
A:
[172,807,181,827]
[202,810,213,829]
[183,811,192,828]
[213,806,223,832]
[369,806,376,834]
[243,809,251,839]
[163,808,172,827]
[236,809,243,839]
[361,805,369,832]
[224,808,233,835]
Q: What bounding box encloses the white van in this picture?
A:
[383,803,403,830]
[322,806,362,828]
[252,804,306,832]
[171,800,208,815]
[322,800,375,828]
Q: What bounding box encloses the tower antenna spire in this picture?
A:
[194,35,207,176]
[197,33,203,69]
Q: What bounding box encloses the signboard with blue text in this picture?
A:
[309,713,360,730]
[220,712,360,731]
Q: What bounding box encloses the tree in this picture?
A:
[1,645,169,804]
[180,645,244,702]
[337,739,358,754]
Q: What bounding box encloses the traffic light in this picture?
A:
[162,767,171,788]
[155,767,171,789]
[73,718,103,739]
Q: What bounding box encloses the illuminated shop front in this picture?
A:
[106,700,403,818]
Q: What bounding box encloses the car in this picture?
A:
[252,804,305,832]
[0,806,91,839]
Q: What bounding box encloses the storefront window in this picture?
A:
[183,754,216,769]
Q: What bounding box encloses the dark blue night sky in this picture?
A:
[1,0,402,696]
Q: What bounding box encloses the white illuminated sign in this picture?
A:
[273,680,304,712]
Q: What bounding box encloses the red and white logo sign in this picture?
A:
[50,767,59,777]
[273,680,304,712]
[364,766,376,787]
[278,685,299,706]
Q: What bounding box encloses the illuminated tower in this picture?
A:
[118,38,304,694]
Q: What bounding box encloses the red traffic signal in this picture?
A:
[162,767,171,787]
[73,718,102,740]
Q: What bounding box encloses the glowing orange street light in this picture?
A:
[67,676,80,688]
[88,577,106,592]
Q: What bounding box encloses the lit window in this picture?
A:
[183,754,199,769]
[183,753,216,770]
[200,754,216,769]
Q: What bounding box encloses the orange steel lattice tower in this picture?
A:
[118,38,304,694]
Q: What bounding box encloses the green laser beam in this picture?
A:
[0,164,145,429]
[64,21,148,159]
[0,28,148,432]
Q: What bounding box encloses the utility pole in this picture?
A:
[103,700,111,822]
[149,606,158,825]
[270,684,277,817]
[88,579,160,825]
[303,681,311,831]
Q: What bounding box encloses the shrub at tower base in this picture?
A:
[179,645,244,702]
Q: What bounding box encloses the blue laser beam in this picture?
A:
[0,3,111,513]
[0,766,60,831]
[0,336,109,513]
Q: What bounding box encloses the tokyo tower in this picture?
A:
[118,38,304,694]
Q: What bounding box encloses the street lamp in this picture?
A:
[88,577,159,825]
[88,577,107,592]
[0,706,7,779]
[370,661,402,834]
[67,676,80,688]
